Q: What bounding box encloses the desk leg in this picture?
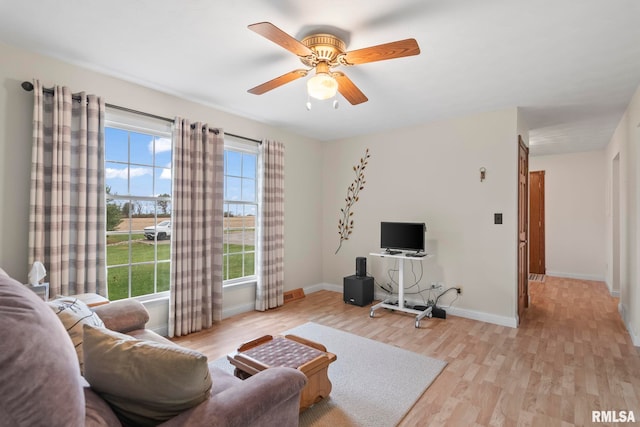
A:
[398,257,405,309]
[369,257,432,327]
[415,306,432,328]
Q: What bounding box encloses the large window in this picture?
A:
[105,111,173,301]
[104,115,258,297]
[223,139,258,285]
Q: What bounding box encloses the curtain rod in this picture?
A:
[21,81,261,144]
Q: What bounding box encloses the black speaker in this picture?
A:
[343,275,374,306]
[356,257,367,278]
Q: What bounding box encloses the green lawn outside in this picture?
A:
[107,263,170,300]
[107,241,254,301]
[107,234,144,244]
[107,241,170,264]
[223,250,255,280]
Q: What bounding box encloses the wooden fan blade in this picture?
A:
[248,69,308,95]
[333,72,368,105]
[248,22,314,57]
[342,38,420,65]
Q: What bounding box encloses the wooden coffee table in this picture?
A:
[227,334,337,412]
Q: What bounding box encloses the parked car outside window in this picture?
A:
[144,220,171,240]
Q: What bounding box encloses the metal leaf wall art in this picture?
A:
[335,148,370,254]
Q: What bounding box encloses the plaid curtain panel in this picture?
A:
[28,80,106,297]
[255,139,285,311]
[169,119,224,337]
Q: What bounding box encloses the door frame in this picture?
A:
[517,135,529,323]
[529,170,546,274]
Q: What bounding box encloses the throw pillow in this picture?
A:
[82,324,212,426]
[47,297,105,374]
[0,273,85,426]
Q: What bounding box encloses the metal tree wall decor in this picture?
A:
[335,148,370,254]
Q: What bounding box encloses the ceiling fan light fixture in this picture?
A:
[307,73,338,100]
[247,22,420,105]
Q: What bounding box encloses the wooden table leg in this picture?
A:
[299,365,333,412]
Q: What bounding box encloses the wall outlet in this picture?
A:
[456,286,462,295]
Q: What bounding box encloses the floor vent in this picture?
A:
[284,288,305,303]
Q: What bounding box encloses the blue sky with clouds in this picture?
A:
[105,127,257,216]
[224,150,257,217]
[105,127,171,198]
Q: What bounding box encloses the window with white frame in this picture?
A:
[104,110,173,301]
[223,137,259,285]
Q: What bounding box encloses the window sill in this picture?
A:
[110,280,255,304]
[223,279,257,290]
[133,291,170,304]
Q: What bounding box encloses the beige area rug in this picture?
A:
[528,273,545,282]
[212,322,447,427]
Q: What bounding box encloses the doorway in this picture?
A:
[517,136,529,323]
[529,171,545,274]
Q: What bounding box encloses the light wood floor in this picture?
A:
[172,277,640,426]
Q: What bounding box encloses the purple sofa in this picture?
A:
[0,270,306,426]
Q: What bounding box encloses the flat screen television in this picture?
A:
[380,222,426,253]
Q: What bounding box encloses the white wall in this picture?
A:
[605,83,640,345]
[0,40,534,331]
[0,41,324,333]
[529,151,606,281]
[321,108,522,326]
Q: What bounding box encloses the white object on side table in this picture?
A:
[369,252,433,328]
[28,282,50,301]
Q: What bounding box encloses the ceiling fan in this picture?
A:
[247,22,421,105]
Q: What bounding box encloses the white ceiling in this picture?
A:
[1,0,639,156]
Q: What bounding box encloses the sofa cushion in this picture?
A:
[128,328,175,345]
[48,297,105,374]
[83,324,212,426]
[84,385,122,427]
[0,272,85,426]
[93,298,149,333]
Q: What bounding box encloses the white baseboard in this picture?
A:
[148,281,628,340]
[376,292,517,328]
[222,282,337,318]
[220,283,333,319]
[619,303,640,347]
[312,282,518,329]
[545,271,605,282]
[446,306,518,328]
[223,302,255,319]
[304,282,337,294]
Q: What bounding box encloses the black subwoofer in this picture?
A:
[356,257,367,278]
[343,275,374,307]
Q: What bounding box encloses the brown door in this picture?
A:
[529,171,545,274]
[517,136,529,323]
